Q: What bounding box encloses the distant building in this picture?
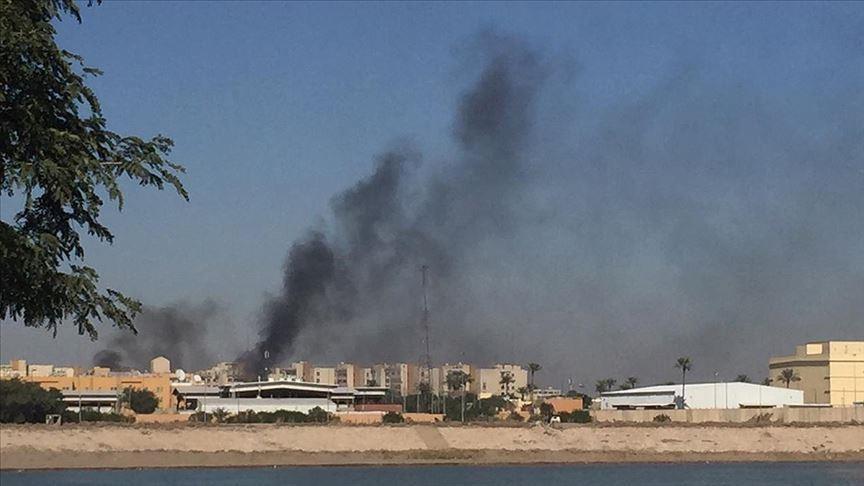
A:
[52,366,75,377]
[23,373,174,411]
[372,362,417,396]
[292,361,313,382]
[477,364,528,399]
[27,364,54,377]
[544,396,583,413]
[600,382,803,410]
[335,363,364,388]
[313,366,337,385]
[435,363,475,394]
[534,387,563,400]
[200,362,241,384]
[0,360,26,379]
[769,341,864,405]
[150,356,171,375]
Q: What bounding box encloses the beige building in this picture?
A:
[335,363,364,388]
[372,362,418,396]
[0,360,27,379]
[292,361,313,382]
[150,356,171,374]
[434,363,476,394]
[27,364,55,377]
[477,363,528,399]
[769,341,864,405]
[312,366,336,385]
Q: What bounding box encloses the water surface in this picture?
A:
[3,462,864,485]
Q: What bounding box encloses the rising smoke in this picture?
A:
[93,301,222,371]
[238,33,546,377]
[239,30,862,385]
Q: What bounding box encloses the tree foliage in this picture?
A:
[0,0,187,338]
[0,378,65,423]
[121,387,158,414]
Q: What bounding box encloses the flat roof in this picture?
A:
[601,382,789,397]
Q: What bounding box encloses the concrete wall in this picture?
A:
[592,406,864,424]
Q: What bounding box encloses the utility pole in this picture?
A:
[420,264,433,413]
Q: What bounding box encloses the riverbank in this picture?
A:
[2,424,863,470]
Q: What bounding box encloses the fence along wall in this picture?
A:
[592,406,864,424]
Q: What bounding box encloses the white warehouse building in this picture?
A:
[600,382,804,410]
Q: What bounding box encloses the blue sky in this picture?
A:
[2,2,862,386]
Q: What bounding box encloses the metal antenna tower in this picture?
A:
[420,264,433,412]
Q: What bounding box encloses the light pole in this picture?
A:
[714,372,719,408]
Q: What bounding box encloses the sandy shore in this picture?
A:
[2,424,863,469]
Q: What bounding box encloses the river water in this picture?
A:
[2,462,864,485]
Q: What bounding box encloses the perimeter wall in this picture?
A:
[591,406,864,423]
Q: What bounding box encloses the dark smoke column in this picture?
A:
[239,232,336,378]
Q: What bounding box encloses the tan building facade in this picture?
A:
[335,363,364,388]
[434,363,475,394]
[21,373,174,410]
[312,366,337,385]
[150,356,171,374]
[372,362,418,396]
[769,341,864,405]
[477,363,528,398]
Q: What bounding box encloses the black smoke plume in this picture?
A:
[238,33,543,377]
[93,301,221,371]
[240,29,863,386]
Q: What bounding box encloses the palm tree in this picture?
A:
[452,371,473,423]
[527,363,542,401]
[735,374,751,383]
[675,357,692,409]
[516,386,529,401]
[620,376,638,390]
[761,377,773,386]
[595,378,617,394]
[595,380,607,394]
[499,371,515,398]
[777,368,801,388]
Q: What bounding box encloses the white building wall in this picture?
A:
[199,398,337,414]
[601,383,804,410]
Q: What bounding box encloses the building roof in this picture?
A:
[203,397,333,407]
[601,382,781,396]
[172,385,221,395]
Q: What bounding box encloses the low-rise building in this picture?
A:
[24,372,174,411]
[600,382,803,410]
[769,341,864,406]
[534,387,563,400]
[27,364,55,377]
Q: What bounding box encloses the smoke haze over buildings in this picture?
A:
[16,15,851,386]
[93,301,221,372]
[239,31,863,384]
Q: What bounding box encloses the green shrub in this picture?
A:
[306,406,329,423]
[120,387,158,414]
[0,379,65,423]
[382,411,404,423]
[559,410,592,423]
[62,410,133,423]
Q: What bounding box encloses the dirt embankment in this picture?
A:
[2,423,863,469]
